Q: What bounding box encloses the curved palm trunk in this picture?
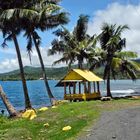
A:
[32,34,56,105]
[12,33,32,109]
[0,86,18,117]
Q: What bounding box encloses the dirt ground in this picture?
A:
[78,107,140,140]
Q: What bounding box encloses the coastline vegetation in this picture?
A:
[0,64,140,81]
[0,99,140,140]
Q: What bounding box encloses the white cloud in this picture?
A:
[87,2,140,55]
[1,2,140,73]
[0,47,16,55]
[0,47,63,73]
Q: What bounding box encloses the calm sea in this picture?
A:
[0,80,140,111]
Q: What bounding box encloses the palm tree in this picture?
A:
[48,27,76,69]
[89,50,139,97]
[22,0,68,105]
[99,23,129,97]
[48,14,96,69]
[0,0,38,109]
[0,85,19,117]
[90,23,139,97]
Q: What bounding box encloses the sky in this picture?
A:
[0,0,140,73]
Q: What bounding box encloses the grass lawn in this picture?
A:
[0,98,140,140]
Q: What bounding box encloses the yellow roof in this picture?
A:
[56,69,103,86]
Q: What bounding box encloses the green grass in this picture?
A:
[0,99,140,140]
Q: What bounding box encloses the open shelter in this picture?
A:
[56,69,103,101]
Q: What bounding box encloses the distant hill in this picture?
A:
[0,66,69,81]
[134,58,140,63]
[0,63,105,81]
[0,58,140,81]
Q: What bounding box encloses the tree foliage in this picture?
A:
[48,14,97,69]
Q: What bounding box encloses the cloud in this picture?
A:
[0,47,16,55]
[87,2,140,55]
[1,2,140,73]
[0,47,63,73]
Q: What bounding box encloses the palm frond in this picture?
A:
[39,12,69,31]
[120,60,139,80]
[111,58,122,69]
[32,31,41,46]
[1,34,13,48]
[115,25,129,36]
[26,35,33,63]
[74,14,89,42]
[116,51,138,59]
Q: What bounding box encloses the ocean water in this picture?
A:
[0,80,140,111]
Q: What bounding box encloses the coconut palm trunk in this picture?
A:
[12,33,32,109]
[105,56,112,97]
[78,60,83,69]
[0,86,18,117]
[77,55,84,69]
[32,33,56,105]
[106,71,112,97]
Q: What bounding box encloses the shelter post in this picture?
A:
[88,82,91,94]
[73,82,76,94]
[69,83,71,94]
[79,82,81,94]
[93,82,96,92]
[64,82,66,95]
[84,82,87,93]
[97,82,100,93]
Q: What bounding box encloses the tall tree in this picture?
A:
[0,0,38,109]
[99,23,129,97]
[22,0,68,105]
[90,23,139,97]
[48,14,96,69]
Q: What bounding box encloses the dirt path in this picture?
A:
[78,107,140,140]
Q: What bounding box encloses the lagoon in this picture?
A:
[0,80,140,111]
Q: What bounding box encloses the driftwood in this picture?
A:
[0,85,19,117]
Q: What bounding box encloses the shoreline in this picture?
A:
[1,99,140,139]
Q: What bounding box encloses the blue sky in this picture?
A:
[0,0,140,72]
[1,0,136,49]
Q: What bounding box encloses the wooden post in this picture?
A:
[64,82,66,95]
[88,82,91,94]
[79,82,81,94]
[69,83,71,94]
[93,82,96,92]
[97,82,100,93]
[84,82,86,93]
[73,82,76,94]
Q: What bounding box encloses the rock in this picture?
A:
[112,135,116,139]
[101,97,112,101]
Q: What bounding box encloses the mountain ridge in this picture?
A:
[0,58,140,81]
[0,66,69,80]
